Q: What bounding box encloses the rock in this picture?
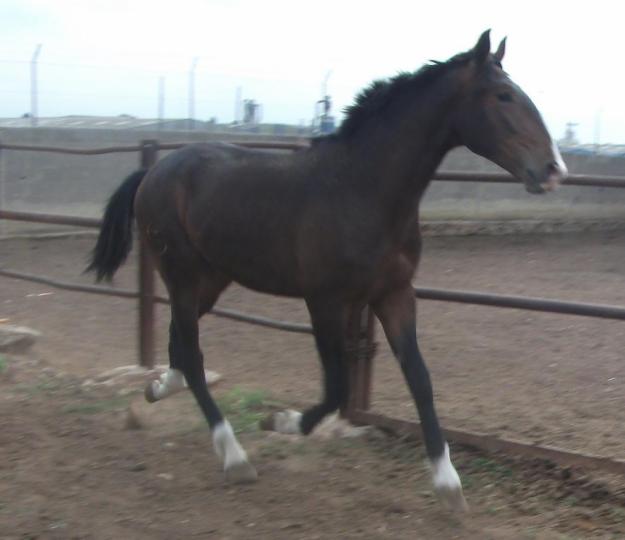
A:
[0,325,40,354]
[83,364,221,393]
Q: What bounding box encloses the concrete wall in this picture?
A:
[1,127,625,236]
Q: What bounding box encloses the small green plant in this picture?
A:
[217,387,276,433]
[62,396,129,415]
[470,457,513,478]
[14,378,63,396]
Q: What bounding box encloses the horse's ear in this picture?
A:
[473,29,491,65]
[494,37,506,63]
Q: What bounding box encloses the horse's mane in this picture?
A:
[314,50,474,144]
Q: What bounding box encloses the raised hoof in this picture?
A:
[259,409,302,434]
[224,460,258,484]
[144,381,158,403]
[435,485,469,513]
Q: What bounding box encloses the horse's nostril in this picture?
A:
[546,162,559,175]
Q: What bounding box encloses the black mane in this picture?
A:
[323,51,474,142]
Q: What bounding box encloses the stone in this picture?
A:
[0,325,40,353]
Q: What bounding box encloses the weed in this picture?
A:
[62,396,129,415]
[14,378,63,396]
[469,457,514,478]
[217,387,279,433]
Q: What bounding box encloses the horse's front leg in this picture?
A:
[372,285,467,512]
[264,296,348,436]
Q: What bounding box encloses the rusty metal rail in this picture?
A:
[350,410,625,475]
[0,140,308,155]
[433,170,625,188]
[0,267,313,335]
[415,286,625,320]
[0,209,101,228]
[0,143,143,155]
[157,140,309,152]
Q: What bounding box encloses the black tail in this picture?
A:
[86,169,147,282]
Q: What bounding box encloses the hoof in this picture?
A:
[144,381,158,403]
[260,410,302,434]
[435,485,469,513]
[224,460,258,484]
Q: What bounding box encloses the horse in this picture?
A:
[87,30,567,512]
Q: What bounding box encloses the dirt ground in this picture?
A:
[1,231,625,539]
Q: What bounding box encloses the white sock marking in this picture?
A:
[430,443,462,492]
[150,368,186,400]
[212,420,250,469]
[273,410,303,434]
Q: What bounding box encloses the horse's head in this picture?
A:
[452,30,567,193]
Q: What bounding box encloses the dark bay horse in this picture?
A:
[88,31,567,511]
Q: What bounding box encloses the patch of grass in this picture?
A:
[469,456,514,479]
[62,396,129,415]
[563,495,580,507]
[35,379,64,393]
[217,387,278,433]
[0,355,6,373]
[14,378,64,396]
[607,506,625,521]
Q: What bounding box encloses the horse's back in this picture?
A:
[136,142,295,218]
[134,142,311,294]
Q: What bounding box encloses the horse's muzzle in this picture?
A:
[525,161,567,194]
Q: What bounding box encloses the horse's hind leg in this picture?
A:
[144,321,188,402]
[160,276,257,484]
[268,297,348,435]
[145,277,229,403]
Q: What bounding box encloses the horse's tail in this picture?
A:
[86,169,147,282]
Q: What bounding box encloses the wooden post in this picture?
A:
[138,140,158,368]
[342,306,377,418]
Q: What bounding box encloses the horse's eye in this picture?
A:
[497,92,513,103]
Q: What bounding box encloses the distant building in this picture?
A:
[313,95,335,135]
[242,100,261,125]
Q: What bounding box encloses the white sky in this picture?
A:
[1,0,623,143]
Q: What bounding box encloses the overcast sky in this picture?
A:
[1,0,623,144]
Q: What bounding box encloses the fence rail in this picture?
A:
[2,138,625,473]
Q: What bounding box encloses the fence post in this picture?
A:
[138,140,158,369]
[0,140,6,239]
[342,306,377,419]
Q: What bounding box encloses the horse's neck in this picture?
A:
[341,92,457,227]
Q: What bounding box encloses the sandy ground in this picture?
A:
[1,232,625,539]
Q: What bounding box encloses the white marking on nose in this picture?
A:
[551,140,568,177]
